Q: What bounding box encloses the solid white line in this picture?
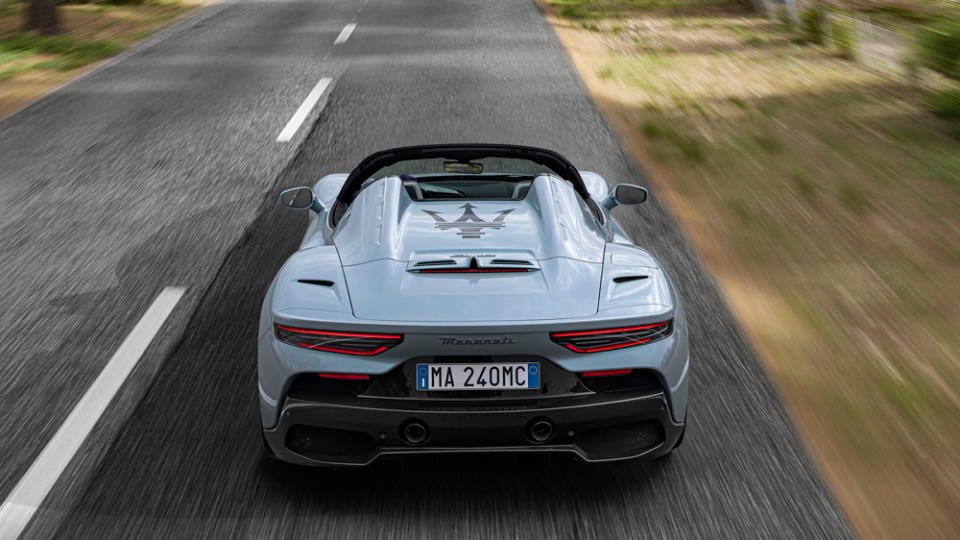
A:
[334,22,356,45]
[276,77,332,143]
[0,287,186,540]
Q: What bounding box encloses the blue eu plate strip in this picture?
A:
[527,363,540,389]
[417,364,429,390]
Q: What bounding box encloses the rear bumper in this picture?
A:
[263,390,684,466]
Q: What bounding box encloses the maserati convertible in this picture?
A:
[258,144,689,465]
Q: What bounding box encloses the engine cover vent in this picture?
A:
[405,252,541,273]
[414,259,457,267]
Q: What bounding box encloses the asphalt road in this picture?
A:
[0,0,851,537]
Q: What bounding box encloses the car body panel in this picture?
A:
[332,175,606,266]
[578,170,610,202]
[342,258,603,321]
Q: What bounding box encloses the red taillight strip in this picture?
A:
[419,268,529,273]
[582,369,633,377]
[277,325,402,340]
[317,372,371,380]
[551,321,670,338]
[297,342,392,356]
[561,339,652,353]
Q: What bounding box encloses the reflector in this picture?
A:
[317,373,371,380]
[582,369,633,377]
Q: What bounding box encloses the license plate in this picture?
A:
[416,363,540,391]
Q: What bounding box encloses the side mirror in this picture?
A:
[279,187,322,212]
[601,184,648,209]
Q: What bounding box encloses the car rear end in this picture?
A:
[259,313,688,466]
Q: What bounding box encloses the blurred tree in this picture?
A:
[916,20,960,81]
[27,0,60,34]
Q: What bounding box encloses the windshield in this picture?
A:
[367,157,563,201]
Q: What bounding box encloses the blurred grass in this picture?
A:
[548,0,736,18]
[0,32,121,78]
[0,0,210,117]
[927,88,960,119]
[542,0,960,538]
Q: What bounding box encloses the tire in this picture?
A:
[261,432,277,459]
[656,417,686,460]
[672,421,686,449]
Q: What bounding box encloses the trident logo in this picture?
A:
[423,204,514,239]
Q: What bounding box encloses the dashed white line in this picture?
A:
[0,287,186,540]
[276,77,332,143]
[334,22,357,45]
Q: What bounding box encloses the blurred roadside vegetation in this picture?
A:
[0,0,209,118]
[791,4,960,125]
[915,19,960,122]
[541,0,959,538]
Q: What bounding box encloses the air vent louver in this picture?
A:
[419,257,529,273]
[298,279,334,287]
[415,260,457,267]
[491,259,533,266]
[613,275,649,284]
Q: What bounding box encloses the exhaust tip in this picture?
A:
[401,419,429,445]
[526,418,555,444]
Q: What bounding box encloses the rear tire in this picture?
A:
[672,421,686,450]
[261,432,277,459]
[656,417,686,460]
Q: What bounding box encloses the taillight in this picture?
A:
[275,325,403,355]
[550,320,673,353]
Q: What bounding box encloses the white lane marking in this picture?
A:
[335,22,356,45]
[0,287,186,540]
[276,77,332,143]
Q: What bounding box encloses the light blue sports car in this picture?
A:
[259,144,689,466]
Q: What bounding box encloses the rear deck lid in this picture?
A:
[343,257,601,322]
[333,175,608,322]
